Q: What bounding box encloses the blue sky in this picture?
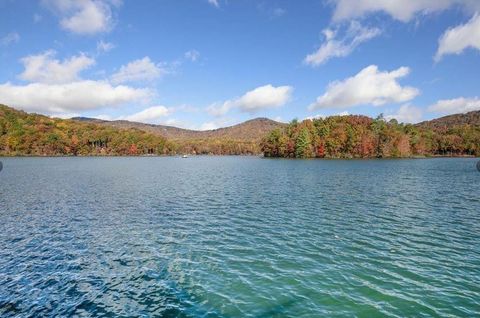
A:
[0,0,479,130]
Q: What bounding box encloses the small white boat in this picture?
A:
[182,154,188,158]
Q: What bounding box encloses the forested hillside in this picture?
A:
[1,104,479,157]
[0,105,175,156]
[73,117,284,141]
[416,111,480,130]
[262,113,480,158]
[0,105,281,156]
[72,117,285,155]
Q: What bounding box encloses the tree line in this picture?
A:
[0,105,260,156]
[0,105,175,156]
[261,115,480,158]
[1,105,479,157]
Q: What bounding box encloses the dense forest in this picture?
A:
[0,105,175,156]
[0,104,266,156]
[1,104,479,157]
[261,114,480,158]
[73,117,284,155]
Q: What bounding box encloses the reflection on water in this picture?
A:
[0,157,479,317]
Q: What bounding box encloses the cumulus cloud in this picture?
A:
[0,81,150,114]
[159,118,192,128]
[309,65,419,110]
[1,49,156,116]
[199,117,234,130]
[93,114,113,120]
[19,50,95,84]
[305,111,351,120]
[51,112,81,119]
[428,97,480,114]
[43,0,120,35]
[0,32,20,46]
[330,0,480,22]
[200,121,221,130]
[207,84,293,116]
[435,13,480,61]
[304,21,381,66]
[111,57,168,84]
[120,106,171,123]
[385,104,423,123]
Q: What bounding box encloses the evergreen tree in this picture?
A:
[295,128,312,158]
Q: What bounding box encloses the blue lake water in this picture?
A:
[0,157,479,317]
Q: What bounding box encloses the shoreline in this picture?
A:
[0,154,478,159]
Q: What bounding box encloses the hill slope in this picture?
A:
[262,113,480,158]
[71,117,285,141]
[71,116,286,154]
[416,111,480,130]
[0,105,174,156]
[2,104,479,157]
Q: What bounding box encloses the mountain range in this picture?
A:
[0,104,479,156]
[71,117,285,141]
[72,110,480,138]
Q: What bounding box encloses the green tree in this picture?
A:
[295,128,312,158]
[371,114,387,157]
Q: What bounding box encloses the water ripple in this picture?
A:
[0,157,479,317]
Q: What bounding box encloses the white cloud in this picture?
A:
[93,113,232,131]
[161,118,188,128]
[237,85,291,113]
[152,118,200,130]
[208,0,219,7]
[97,40,115,53]
[305,114,325,120]
[184,50,200,62]
[199,117,234,130]
[51,112,80,119]
[200,121,221,130]
[0,32,20,46]
[208,84,293,116]
[428,97,480,114]
[435,13,480,61]
[96,108,191,126]
[120,106,171,123]
[94,114,113,120]
[304,21,381,66]
[337,110,351,116]
[0,81,150,114]
[305,111,350,120]
[207,102,232,117]
[309,65,419,110]
[111,57,167,84]
[43,0,120,35]
[385,104,423,123]
[1,49,154,116]
[19,50,95,84]
[330,0,480,22]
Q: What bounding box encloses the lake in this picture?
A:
[0,157,479,317]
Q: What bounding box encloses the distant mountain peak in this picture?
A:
[70,116,286,140]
